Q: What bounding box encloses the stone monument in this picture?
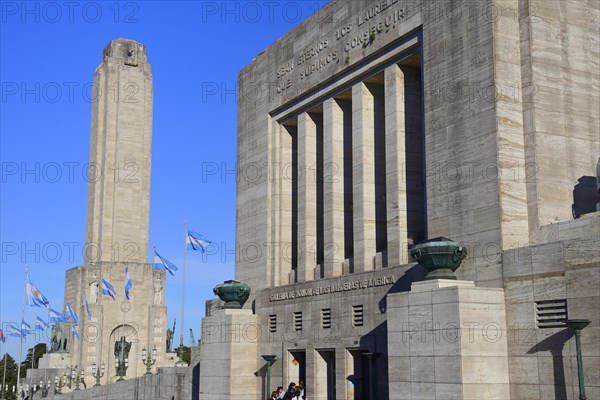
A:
[35,39,170,386]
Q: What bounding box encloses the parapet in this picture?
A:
[102,38,147,66]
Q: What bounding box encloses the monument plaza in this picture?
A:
[18,1,599,400]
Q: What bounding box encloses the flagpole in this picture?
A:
[44,308,49,384]
[78,272,85,379]
[29,342,35,395]
[1,338,7,400]
[177,221,188,366]
[16,264,27,390]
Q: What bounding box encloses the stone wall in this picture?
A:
[41,365,198,400]
[502,213,600,400]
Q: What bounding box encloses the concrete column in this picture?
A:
[384,65,410,267]
[267,118,278,288]
[199,309,259,400]
[297,113,317,282]
[323,99,345,277]
[280,125,293,285]
[352,83,377,272]
[338,349,352,400]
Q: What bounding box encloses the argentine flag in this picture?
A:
[72,325,80,341]
[102,278,116,300]
[25,277,50,308]
[66,303,78,326]
[83,289,92,319]
[7,324,25,338]
[187,230,212,252]
[124,268,133,300]
[0,328,5,343]
[153,250,178,276]
[49,307,67,323]
[21,320,33,334]
[35,316,48,332]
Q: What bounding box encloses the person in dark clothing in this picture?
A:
[282,382,296,400]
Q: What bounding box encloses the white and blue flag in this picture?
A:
[66,303,78,326]
[102,278,116,300]
[25,277,50,308]
[7,324,26,338]
[35,316,48,331]
[124,268,133,300]
[49,307,67,323]
[72,325,80,341]
[187,230,212,252]
[21,320,33,334]
[83,289,92,319]
[153,250,178,276]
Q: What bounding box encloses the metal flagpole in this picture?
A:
[29,343,35,394]
[1,338,7,400]
[16,264,27,392]
[44,308,49,384]
[78,272,86,379]
[176,222,188,366]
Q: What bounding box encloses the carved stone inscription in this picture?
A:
[273,0,407,95]
[269,275,396,302]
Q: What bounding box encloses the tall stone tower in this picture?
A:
[85,38,152,264]
[49,39,171,384]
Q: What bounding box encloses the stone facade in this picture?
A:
[27,39,170,390]
[216,1,600,399]
[60,262,169,384]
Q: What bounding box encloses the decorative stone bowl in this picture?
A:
[410,237,467,280]
[566,319,591,331]
[213,280,251,309]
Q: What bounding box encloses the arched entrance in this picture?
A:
[108,324,139,382]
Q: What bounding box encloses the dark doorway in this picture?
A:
[288,350,306,392]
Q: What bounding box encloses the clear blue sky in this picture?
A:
[1,0,326,359]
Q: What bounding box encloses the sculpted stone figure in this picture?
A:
[153,274,164,305]
[114,336,132,376]
[166,319,176,352]
[90,281,99,303]
[50,325,63,352]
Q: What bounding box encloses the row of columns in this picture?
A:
[276,64,422,285]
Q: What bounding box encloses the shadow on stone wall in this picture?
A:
[379,264,425,313]
[527,329,574,400]
[192,362,200,400]
[572,176,598,218]
[358,321,389,400]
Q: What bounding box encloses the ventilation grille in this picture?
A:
[322,308,331,329]
[293,311,303,331]
[269,314,277,333]
[352,305,364,327]
[536,299,568,328]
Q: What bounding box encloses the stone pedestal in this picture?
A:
[388,279,510,400]
[37,352,71,369]
[199,308,259,400]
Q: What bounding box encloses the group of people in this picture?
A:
[271,381,305,400]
